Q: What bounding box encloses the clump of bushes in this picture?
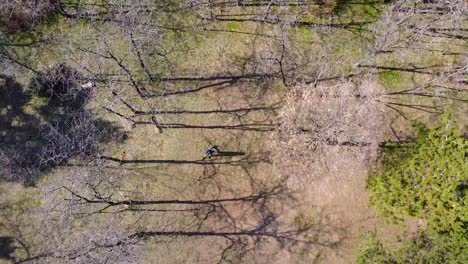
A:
[30,63,82,97]
[0,0,58,33]
[361,112,467,263]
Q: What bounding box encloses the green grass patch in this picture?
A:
[295,27,315,42]
[378,70,403,91]
[226,22,242,31]
[334,0,383,20]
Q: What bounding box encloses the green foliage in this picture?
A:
[357,232,468,264]
[357,233,393,264]
[367,111,468,262]
[394,233,468,264]
[335,0,382,20]
[378,70,402,91]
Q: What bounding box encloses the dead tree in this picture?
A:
[270,80,385,187]
[362,0,467,116]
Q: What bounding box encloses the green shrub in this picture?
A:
[357,232,468,264]
[366,111,468,262]
[357,233,393,264]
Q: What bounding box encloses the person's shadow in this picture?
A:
[211,146,245,157]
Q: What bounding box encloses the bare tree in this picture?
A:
[0,0,58,33]
[361,0,467,117]
[189,0,342,27]
[4,1,466,263]
[270,80,385,187]
[0,148,37,182]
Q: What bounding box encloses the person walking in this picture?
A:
[204,146,219,159]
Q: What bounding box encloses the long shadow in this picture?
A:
[357,64,461,75]
[16,212,345,264]
[209,0,310,8]
[213,151,246,157]
[136,121,276,131]
[84,60,274,98]
[145,75,271,98]
[151,80,234,97]
[200,15,376,31]
[62,184,282,212]
[98,153,268,166]
[16,182,308,263]
[153,73,272,82]
[11,163,349,264]
[130,104,280,117]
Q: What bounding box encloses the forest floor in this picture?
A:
[1,1,466,263]
[101,78,403,263]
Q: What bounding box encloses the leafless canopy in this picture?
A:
[271,80,385,187]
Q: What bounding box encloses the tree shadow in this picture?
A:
[0,67,124,184]
[0,75,40,142]
[130,104,281,117]
[0,75,42,182]
[8,152,349,263]
[18,172,349,263]
[0,236,16,261]
[98,152,268,166]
